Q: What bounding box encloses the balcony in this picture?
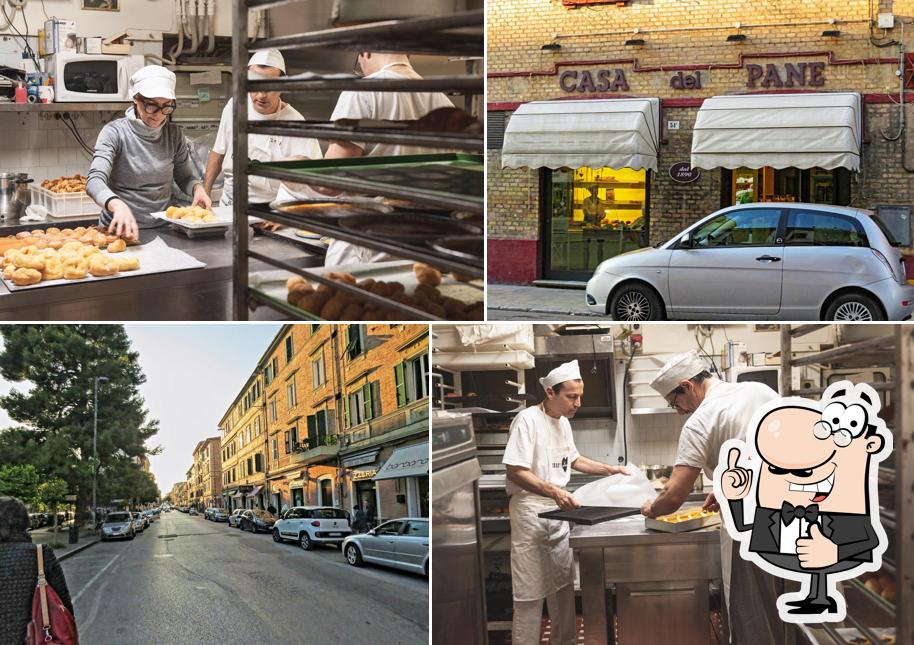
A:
[341,398,429,453]
[290,434,339,465]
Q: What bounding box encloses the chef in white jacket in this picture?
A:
[503,360,628,645]
[641,350,782,644]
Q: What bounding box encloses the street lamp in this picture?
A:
[92,376,110,531]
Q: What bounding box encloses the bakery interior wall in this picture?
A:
[0,0,481,189]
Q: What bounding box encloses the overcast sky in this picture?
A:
[0,324,282,495]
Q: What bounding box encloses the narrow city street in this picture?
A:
[60,511,428,644]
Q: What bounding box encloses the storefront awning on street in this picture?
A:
[246,486,263,498]
[501,98,660,171]
[373,443,429,481]
[691,92,861,171]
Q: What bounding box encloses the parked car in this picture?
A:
[188,508,198,516]
[272,506,351,551]
[585,203,914,321]
[100,511,136,542]
[342,518,429,576]
[28,513,47,530]
[131,512,147,532]
[240,509,276,533]
[211,508,230,522]
[228,508,245,528]
[142,510,156,523]
[203,508,215,520]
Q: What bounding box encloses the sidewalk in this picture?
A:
[487,283,603,320]
[29,522,100,561]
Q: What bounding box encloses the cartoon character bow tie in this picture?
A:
[780,502,819,525]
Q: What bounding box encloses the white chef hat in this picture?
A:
[129,65,176,100]
[248,48,286,73]
[650,350,709,397]
[539,359,582,390]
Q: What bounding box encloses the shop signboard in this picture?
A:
[669,162,701,183]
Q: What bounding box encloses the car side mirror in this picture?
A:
[368,529,377,536]
[679,233,692,248]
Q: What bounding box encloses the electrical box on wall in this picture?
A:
[877,13,895,29]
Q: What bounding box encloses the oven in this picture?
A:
[49,53,144,102]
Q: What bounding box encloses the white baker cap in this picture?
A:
[539,359,582,390]
[129,65,176,100]
[650,350,708,397]
[248,48,286,73]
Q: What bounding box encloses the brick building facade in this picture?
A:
[488,0,914,284]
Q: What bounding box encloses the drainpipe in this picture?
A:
[206,0,216,54]
[331,325,348,509]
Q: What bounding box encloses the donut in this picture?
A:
[106,239,127,253]
[62,259,88,280]
[11,267,42,286]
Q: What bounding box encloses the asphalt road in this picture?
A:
[60,511,428,645]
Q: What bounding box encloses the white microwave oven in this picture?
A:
[726,364,781,394]
[49,53,144,102]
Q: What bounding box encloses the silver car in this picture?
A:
[342,518,429,576]
[586,203,914,321]
[100,511,135,541]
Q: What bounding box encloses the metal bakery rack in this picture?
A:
[230,1,484,320]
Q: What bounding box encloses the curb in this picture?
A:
[57,538,101,562]
[488,305,603,317]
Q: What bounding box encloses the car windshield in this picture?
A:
[106,513,130,523]
[313,508,347,520]
[867,212,902,247]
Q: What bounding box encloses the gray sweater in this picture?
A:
[87,107,201,228]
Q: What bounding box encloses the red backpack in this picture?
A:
[25,544,79,645]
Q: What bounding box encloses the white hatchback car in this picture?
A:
[272,506,352,551]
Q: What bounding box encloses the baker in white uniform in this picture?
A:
[641,349,782,644]
[323,51,455,267]
[503,360,629,645]
[203,48,322,207]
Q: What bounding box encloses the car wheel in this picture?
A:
[609,284,664,321]
[272,529,282,543]
[825,293,885,321]
[128,535,134,540]
[345,544,363,566]
[300,532,313,551]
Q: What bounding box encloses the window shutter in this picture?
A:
[394,362,406,407]
[362,382,372,421]
[371,380,382,418]
[487,110,507,150]
[343,392,350,428]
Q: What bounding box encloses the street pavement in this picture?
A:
[487,283,603,320]
[60,510,428,644]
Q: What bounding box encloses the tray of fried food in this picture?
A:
[645,507,721,533]
[860,568,896,604]
[0,226,136,255]
[41,174,87,193]
[256,260,483,321]
[836,627,896,644]
[0,237,140,289]
[150,205,232,230]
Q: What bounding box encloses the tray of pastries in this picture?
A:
[150,205,232,235]
[645,508,721,533]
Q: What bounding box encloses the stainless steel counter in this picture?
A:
[570,505,722,645]
[0,224,321,320]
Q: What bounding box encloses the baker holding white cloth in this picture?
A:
[503,360,629,645]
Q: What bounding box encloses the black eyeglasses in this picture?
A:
[137,97,176,116]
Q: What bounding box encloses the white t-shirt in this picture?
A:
[675,379,779,479]
[502,405,581,498]
[329,65,454,157]
[213,97,323,205]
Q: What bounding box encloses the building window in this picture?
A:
[345,325,368,359]
[285,335,294,363]
[255,453,263,472]
[312,354,325,387]
[287,377,297,408]
[264,356,278,385]
[306,411,329,449]
[272,438,278,460]
[269,396,277,423]
[285,426,299,454]
[396,353,429,406]
[255,417,261,436]
[346,382,378,427]
[247,457,253,475]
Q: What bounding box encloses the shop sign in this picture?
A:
[287,479,305,488]
[669,162,701,183]
[559,69,630,93]
[746,62,825,89]
[670,71,702,90]
[342,449,381,468]
[351,470,378,481]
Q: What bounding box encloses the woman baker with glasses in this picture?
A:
[86,65,212,240]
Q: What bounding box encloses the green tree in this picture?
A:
[0,325,160,525]
[37,478,69,534]
[0,463,39,505]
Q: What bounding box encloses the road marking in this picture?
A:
[72,549,125,603]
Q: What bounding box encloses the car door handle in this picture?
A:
[755,255,781,262]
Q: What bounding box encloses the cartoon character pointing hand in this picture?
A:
[714,381,892,623]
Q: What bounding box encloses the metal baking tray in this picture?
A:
[338,212,481,238]
[538,506,641,525]
[268,197,389,220]
[644,513,721,533]
[430,235,483,262]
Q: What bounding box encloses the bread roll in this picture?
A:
[11,267,42,286]
[414,262,442,287]
[341,303,365,320]
[106,239,127,253]
[319,294,349,320]
[295,292,330,314]
[63,259,89,280]
[2,264,15,280]
[42,259,64,281]
[114,256,140,271]
[88,254,119,277]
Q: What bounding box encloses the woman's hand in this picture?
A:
[191,184,212,209]
[107,199,139,240]
[605,464,630,476]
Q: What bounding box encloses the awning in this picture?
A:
[230,493,243,500]
[246,486,263,498]
[691,92,861,171]
[501,98,660,171]
[374,442,429,481]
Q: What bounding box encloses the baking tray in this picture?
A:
[430,235,483,262]
[268,198,388,220]
[149,205,233,236]
[644,512,721,533]
[538,506,641,525]
[250,153,483,213]
[338,212,481,238]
